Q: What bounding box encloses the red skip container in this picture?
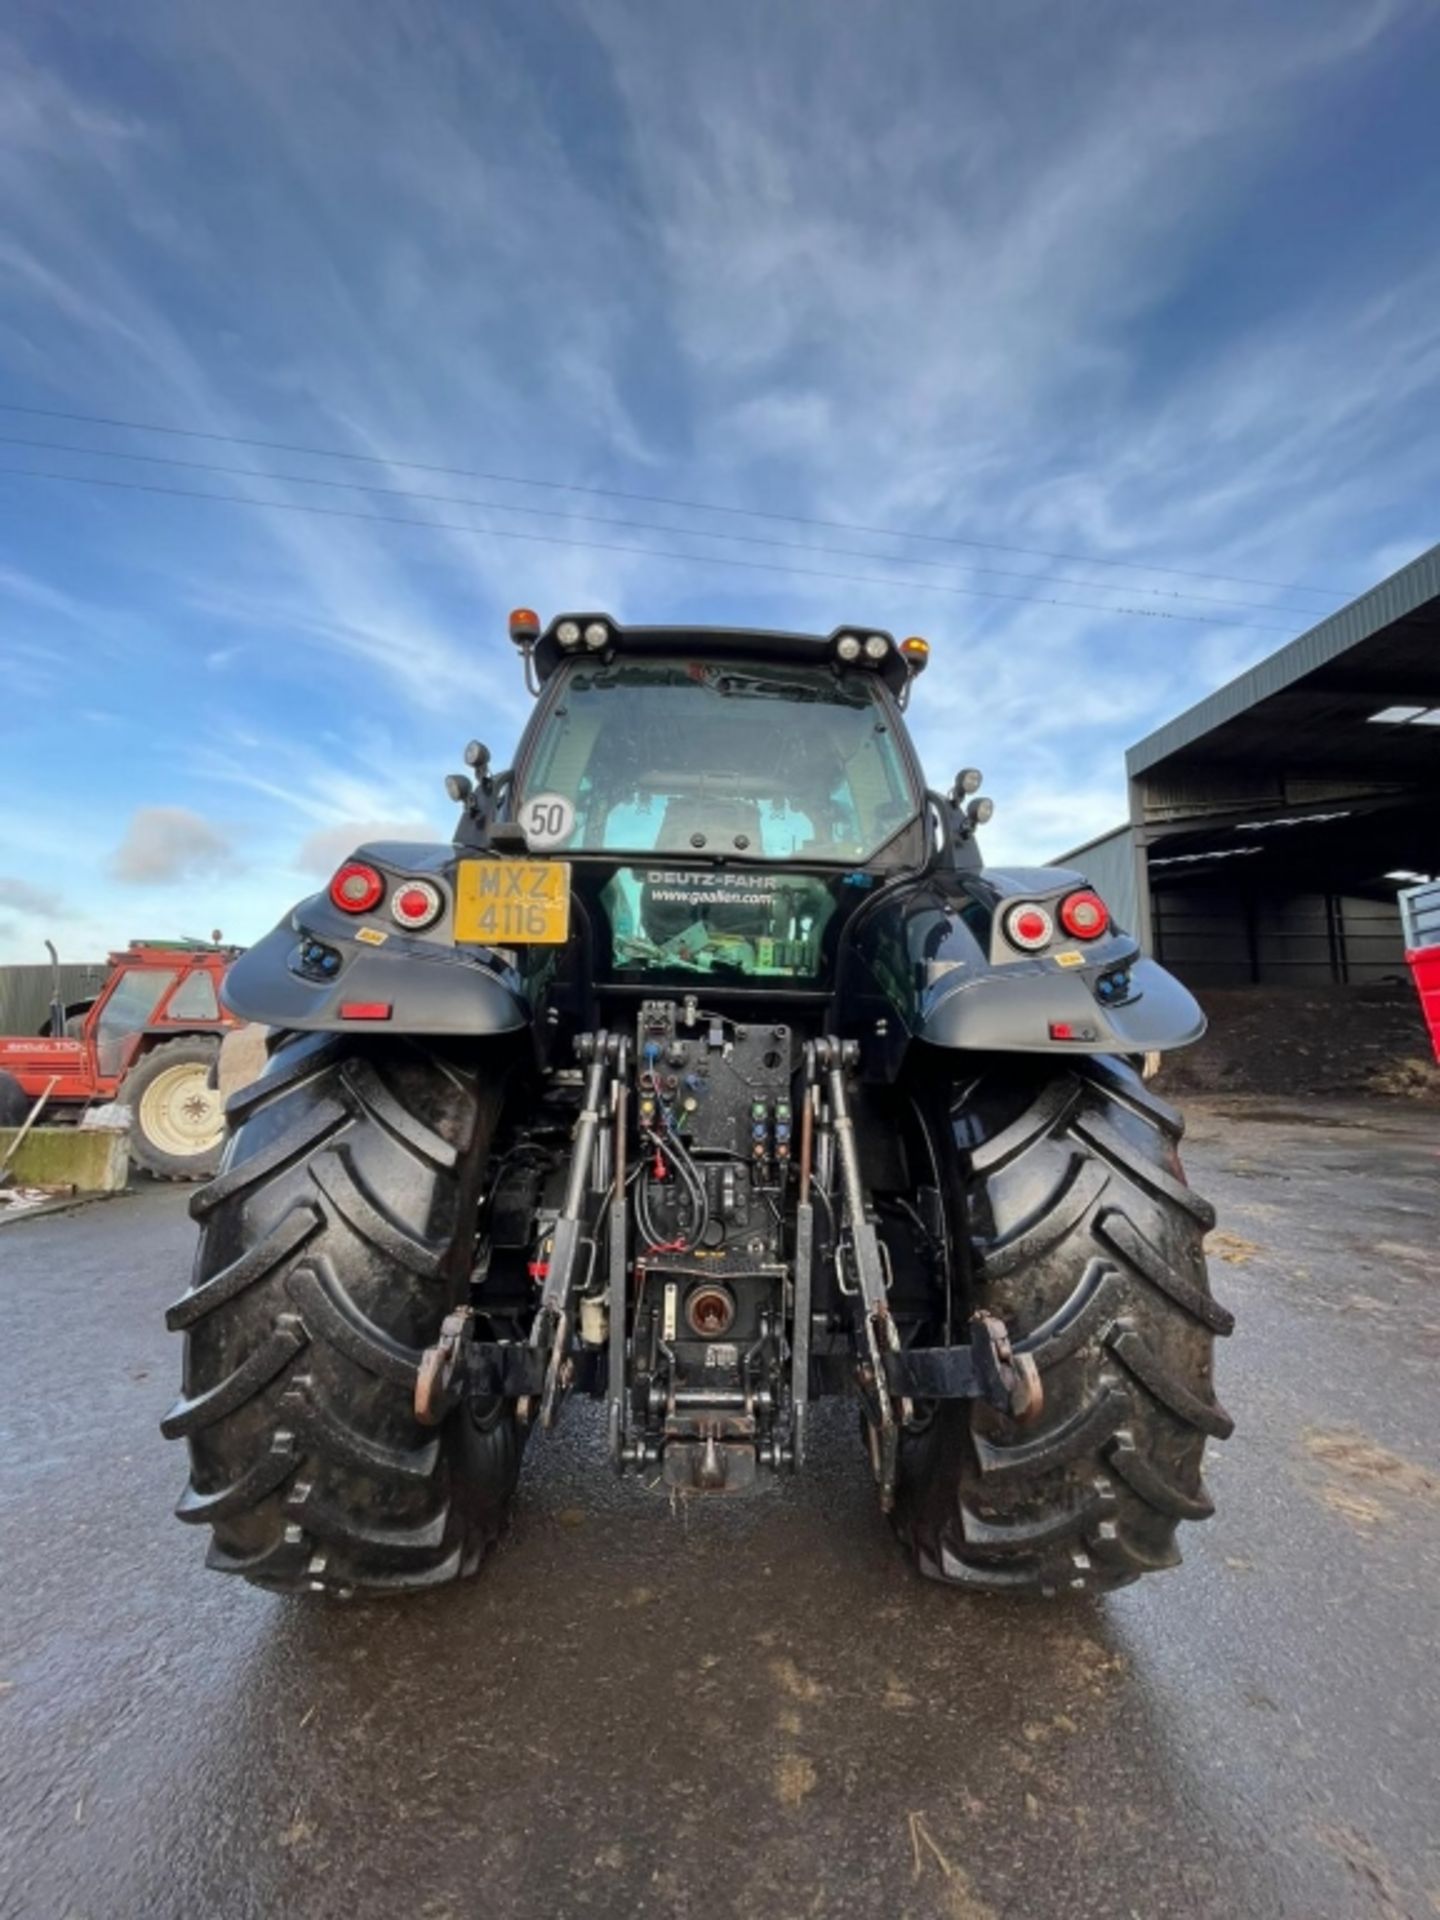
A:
[1400,880,1440,1066]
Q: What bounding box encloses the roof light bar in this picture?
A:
[833,629,898,667]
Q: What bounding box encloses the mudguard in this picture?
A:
[221,842,530,1036]
[852,865,1205,1056]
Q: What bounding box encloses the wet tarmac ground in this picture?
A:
[2,1097,1438,1920]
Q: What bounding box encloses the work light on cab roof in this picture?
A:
[509,610,930,702]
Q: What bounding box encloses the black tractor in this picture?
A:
[164,612,1232,1598]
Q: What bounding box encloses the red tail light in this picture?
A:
[330,863,384,914]
[1059,890,1109,940]
[1003,902,1054,951]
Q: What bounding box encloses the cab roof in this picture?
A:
[531,615,912,696]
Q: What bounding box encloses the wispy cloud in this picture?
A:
[0,874,69,916]
[112,806,233,884]
[295,820,438,875]
[0,0,1435,960]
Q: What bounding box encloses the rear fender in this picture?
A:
[857,865,1204,1057]
[221,842,531,1037]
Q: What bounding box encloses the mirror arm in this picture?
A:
[927,788,982,873]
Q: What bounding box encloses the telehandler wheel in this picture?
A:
[893,1055,1233,1596]
[164,1031,521,1596]
[0,1068,27,1128]
[122,1037,226,1180]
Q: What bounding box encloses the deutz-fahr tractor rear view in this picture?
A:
[165,613,1233,1598]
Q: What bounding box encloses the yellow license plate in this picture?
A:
[454,860,571,944]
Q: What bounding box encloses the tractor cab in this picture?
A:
[504,624,930,998]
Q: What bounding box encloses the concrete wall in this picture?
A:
[0,1125,129,1191]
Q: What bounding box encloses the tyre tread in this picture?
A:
[1107,1325,1234,1438]
[224,1034,348,1127]
[167,1034,517,1596]
[188,1098,348,1220]
[308,1145,447,1277]
[339,1057,459,1170]
[285,1261,424,1387]
[174,1432,298,1524]
[165,1204,321,1331]
[160,1316,307,1437]
[895,1055,1232,1595]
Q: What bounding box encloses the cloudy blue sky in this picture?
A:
[1,0,1437,962]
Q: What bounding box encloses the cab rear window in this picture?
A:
[521,658,916,864]
[163,971,220,1020]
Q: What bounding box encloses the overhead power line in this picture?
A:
[0,431,1322,619]
[0,401,1351,601]
[0,462,1299,633]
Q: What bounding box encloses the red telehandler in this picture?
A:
[0,939,243,1178]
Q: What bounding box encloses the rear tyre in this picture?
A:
[892,1055,1233,1595]
[122,1037,225,1180]
[0,1069,27,1128]
[164,1030,521,1595]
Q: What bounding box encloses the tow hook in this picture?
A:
[970,1311,1043,1426]
[880,1313,1044,1426]
[414,1307,473,1427]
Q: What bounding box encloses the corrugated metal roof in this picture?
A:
[1126,541,1440,778]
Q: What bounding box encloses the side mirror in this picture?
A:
[451,755,521,856]
[925,787,988,876]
